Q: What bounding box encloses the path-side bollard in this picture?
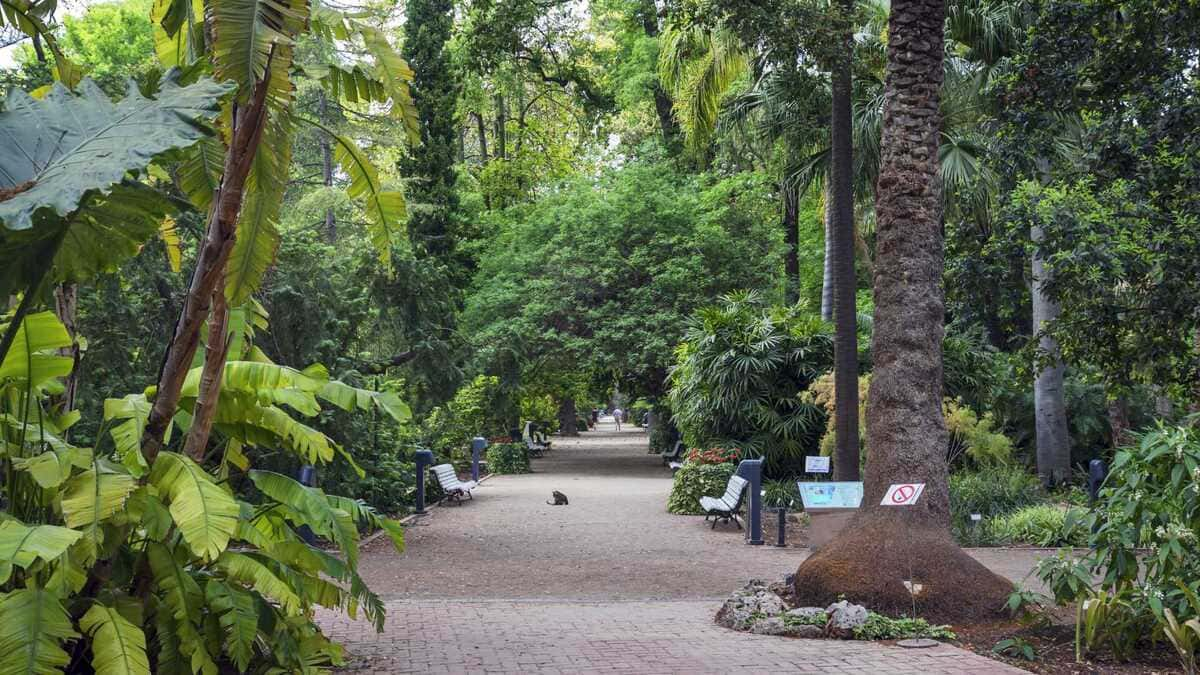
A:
[736,458,764,545]
[414,449,434,514]
[1088,459,1108,504]
[471,437,487,482]
[775,506,787,547]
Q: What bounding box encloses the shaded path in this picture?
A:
[320,420,1032,673]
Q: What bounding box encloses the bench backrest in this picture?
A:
[722,475,749,508]
[669,440,685,458]
[522,421,534,442]
[431,464,460,489]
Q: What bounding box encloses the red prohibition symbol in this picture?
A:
[891,484,916,503]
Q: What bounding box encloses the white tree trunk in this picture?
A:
[820,186,834,321]
[1031,223,1071,486]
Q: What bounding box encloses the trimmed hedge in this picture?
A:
[667,462,737,515]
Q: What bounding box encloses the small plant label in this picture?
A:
[881,483,925,506]
[804,456,831,473]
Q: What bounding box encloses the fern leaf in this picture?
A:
[80,603,150,675]
[0,588,77,675]
[149,452,239,561]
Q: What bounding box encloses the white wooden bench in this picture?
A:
[700,474,749,529]
[431,464,477,505]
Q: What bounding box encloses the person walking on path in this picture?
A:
[613,407,624,431]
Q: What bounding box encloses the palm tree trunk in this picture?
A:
[820,187,834,321]
[829,4,860,481]
[783,182,800,304]
[140,66,275,465]
[1031,223,1071,486]
[793,0,1011,622]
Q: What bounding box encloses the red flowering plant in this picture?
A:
[684,446,742,465]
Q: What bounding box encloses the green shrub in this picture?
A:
[987,504,1088,547]
[763,478,801,509]
[950,465,1044,537]
[424,375,507,459]
[668,462,737,515]
[852,613,957,640]
[486,442,531,474]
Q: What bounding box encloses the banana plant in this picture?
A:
[0,309,406,673]
[139,0,421,465]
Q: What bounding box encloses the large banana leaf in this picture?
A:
[247,470,358,563]
[329,131,405,267]
[203,580,259,670]
[0,588,78,675]
[60,466,138,529]
[146,543,216,674]
[0,311,72,389]
[80,603,150,675]
[0,77,230,232]
[0,520,82,584]
[215,551,302,615]
[209,0,307,98]
[150,452,239,561]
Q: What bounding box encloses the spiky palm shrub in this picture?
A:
[667,292,832,477]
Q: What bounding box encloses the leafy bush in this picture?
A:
[423,375,508,461]
[668,292,831,477]
[950,465,1045,540]
[668,462,737,515]
[763,478,801,509]
[1035,423,1200,666]
[987,504,1088,547]
[852,613,957,640]
[486,442,531,474]
[944,398,1015,468]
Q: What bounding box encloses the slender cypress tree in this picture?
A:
[401,0,460,262]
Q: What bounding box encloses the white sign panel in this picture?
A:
[804,456,831,473]
[881,483,926,506]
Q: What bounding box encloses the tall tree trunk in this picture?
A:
[557,397,578,436]
[318,90,336,242]
[474,112,489,164]
[820,187,834,321]
[494,94,507,160]
[1107,395,1130,447]
[140,68,275,464]
[181,287,231,461]
[829,0,860,481]
[51,284,80,420]
[1031,223,1071,486]
[793,0,1010,622]
[783,182,800,304]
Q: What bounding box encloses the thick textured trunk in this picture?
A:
[181,288,231,461]
[794,0,1010,622]
[557,397,578,436]
[783,183,800,304]
[1031,224,1071,486]
[318,90,336,242]
[140,70,274,464]
[820,187,834,321]
[829,8,860,481]
[51,284,80,418]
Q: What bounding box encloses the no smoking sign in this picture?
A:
[881,483,925,506]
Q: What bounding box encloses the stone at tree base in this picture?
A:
[786,607,827,620]
[750,617,789,635]
[715,579,787,631]
[787,624,825,639]
[824,600,869,637]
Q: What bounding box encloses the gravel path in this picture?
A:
[324,419,1043,673]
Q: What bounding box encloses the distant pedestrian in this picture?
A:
[613,407,624,431]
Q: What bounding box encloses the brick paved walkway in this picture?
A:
[321,420,1032,673]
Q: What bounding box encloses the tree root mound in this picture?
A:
[792,516,1012,623]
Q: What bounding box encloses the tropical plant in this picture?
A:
[485,442,530,475]
[666,461,736,515]
[0,309,407,672]
[668,292,831,477]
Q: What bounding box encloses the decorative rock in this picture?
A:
[715,580,787,631]
[786,607,826,621]
[824,600,869,637]
[786,624,824,639]
[750,617,789,635]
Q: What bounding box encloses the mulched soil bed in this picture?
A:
[954,619,1182,673]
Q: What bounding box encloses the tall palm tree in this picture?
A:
[791,0,1013,621]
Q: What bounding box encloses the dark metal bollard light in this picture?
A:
[775,507,787,547]
[414,449,434,514]
[471,437,487,482]
[736,458,764,545]
[1088,459,1108,505]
